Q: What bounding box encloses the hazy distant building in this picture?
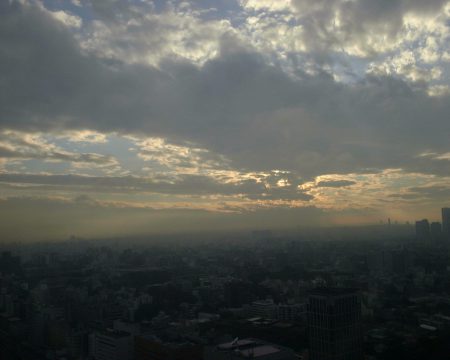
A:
[392,249,414,275]
[367,249,413,275]
[430,222,442,240]
[415,219,430,240]
[442,208,450,239]
[0,252,21,274]
[367,251,391,274]
[308,288,363,360]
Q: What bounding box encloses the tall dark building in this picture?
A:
[415,219,430,240]
[308,288,363,360]
[442,208,450,239]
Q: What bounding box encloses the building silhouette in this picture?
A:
[430,222,442,241]
[442,208,450,239]
[415,219,430,240]
[308,288,363,360]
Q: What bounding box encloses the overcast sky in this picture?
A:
[1,0,449,240]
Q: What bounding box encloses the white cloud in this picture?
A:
[48,10,83,28]
[240,0,294,12]
[57,130,108,143]
[79,3,235,66]
[427,84,450,97]
[0,130,117,167]
[418,151,450,161]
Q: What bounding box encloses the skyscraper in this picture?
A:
[308,288,363,360]
[442,208,450,239]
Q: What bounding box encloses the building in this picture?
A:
[415,219,430,240]
[135,335,203,360]
[442,208,450,239]
[0,252,21,274]
[276,303,306,322]
[391,249,413,275]
[430,222,442,240]
[308,288,363,360]
[249,299,276,319]
[91,329,133,360]
[205,338,298,360]
[367,251,391,274]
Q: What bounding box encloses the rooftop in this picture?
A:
[239,345,280,358]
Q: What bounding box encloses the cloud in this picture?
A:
[57,130,108,143]
[0,171,310,203]
[0,130,117,166]
[130,136,230,175]
[1,1,450,181]
[240,0,293,12]
[48,10,83,29]
[299,169,450,213]
[408,185,450,200]
[418,151,450,161]
[78,1,235,67]
[290,0,449,57]
[316,180,356,188]
[239,0,450,84]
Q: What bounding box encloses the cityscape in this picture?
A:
[1,208,450,359]
[1,0,450,359]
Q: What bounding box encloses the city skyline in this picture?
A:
[1,0,450,240]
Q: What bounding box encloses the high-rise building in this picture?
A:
[415,219,430,240]
[308,288,363,360]
[442,208,450,239]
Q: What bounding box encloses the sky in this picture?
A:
[1,0,450,240]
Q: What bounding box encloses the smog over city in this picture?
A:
[1,1,450,359]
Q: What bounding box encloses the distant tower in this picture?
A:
[415,219,430,240]
[442,208,450,240]
[308,288,363,360]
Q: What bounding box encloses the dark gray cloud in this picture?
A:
[0,1,449,181]
[408,185,450,200]
[386,184,450,203]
